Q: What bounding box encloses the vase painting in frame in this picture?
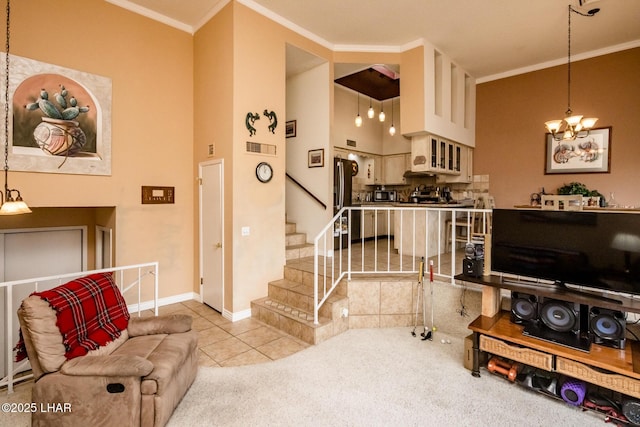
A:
[5,53,112,176]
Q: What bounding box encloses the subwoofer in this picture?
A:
[539,299,581,334]
[589,307,626,349]
[522,298,591,352]
[510,292,538,325]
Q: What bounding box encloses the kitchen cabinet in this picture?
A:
[411,135,460,175]
[382,153,410,185]
[437,145,473,183]
[363,211,375,238]
[376,210,389,236]
[360,155,382,186]
[373,155,383,185]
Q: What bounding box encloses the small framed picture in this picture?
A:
[285,120,297,138]
[308,149,324,168]
[545,127,611,174]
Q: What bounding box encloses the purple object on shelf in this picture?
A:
[560,379,587,406]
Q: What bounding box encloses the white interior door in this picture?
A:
[200,160,224,312]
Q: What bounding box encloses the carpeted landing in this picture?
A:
[169,328,604,427]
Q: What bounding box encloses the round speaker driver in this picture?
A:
[591,314,624,339]
[540,301,576,332]
[513,300,536,321]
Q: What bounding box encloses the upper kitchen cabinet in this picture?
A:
[382,153,410,185]
[411,134,467,176]
[436,144,473,183]
[400,42,476,148]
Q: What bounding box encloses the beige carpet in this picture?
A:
[169,328,604,427]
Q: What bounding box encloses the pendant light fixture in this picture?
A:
[544,5,599,141]
[378,101,385,122]
[354,93,362,127]
[389,98,396,136]
[367,97,374,119]
[0,0,30,215]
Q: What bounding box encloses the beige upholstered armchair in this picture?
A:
[16,272,198,427]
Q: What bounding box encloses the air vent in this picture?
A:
[246,141,276,155]
[346,139,356,147]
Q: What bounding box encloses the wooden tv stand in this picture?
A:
[457,274,640,400]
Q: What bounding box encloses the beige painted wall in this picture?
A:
[194,2,333,315]
[193,3,235,311]
[476,48,640,209]
[1,0,195,302]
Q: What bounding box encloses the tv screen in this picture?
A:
[491,209,640,295]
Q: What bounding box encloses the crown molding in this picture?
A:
[105,0,194,33]
[477,39,640,84]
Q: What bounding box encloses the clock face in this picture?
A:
[256,162,273,183]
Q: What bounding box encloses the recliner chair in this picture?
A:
[16,272,198,427]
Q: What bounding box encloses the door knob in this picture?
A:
[215,242,222,248]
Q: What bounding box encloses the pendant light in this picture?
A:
[354,93,362,127]
[367,97,374,119]
[0,0,30,215]
[378,101,385,122]
[389,98,396,136]
[544,5,599,141]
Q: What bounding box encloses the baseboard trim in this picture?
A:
[128,292,252,322]
[224,308,251,322]
[127,291,199,313]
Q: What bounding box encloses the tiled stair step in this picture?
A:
[283,265,348,298]
[286,232,307,246]
[251,296,333,345]
[285,243,314,260]
[268,278,347,320]
[285,222,297,234]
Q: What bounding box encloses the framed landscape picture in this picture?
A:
[545,127,611,174]
[308,149,324,168]
[285,120,296,138]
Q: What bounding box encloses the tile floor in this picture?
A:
[148,300,310,367]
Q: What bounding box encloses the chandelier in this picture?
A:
[544,5,600,142]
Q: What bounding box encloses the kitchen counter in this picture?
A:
[359,202,472,208]
[514,205,640,212]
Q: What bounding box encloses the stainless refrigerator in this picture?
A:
[334,157,360,249]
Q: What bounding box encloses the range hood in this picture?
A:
[403,170,434,178]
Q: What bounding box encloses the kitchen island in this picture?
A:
[393,203,469,258]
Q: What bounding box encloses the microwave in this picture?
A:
[374,190,397,202]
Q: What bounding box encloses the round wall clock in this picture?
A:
[256,162,273,183]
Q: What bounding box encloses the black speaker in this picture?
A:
[589,307,626,349]
[538,298,582,334]
[522,298,591,352]
[463,258,483,277]
[510,292,538,325]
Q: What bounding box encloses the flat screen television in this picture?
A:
[491,209,640,296]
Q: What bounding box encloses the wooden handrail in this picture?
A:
[286,173,327,210]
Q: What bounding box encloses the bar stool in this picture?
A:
[445,215,470,252]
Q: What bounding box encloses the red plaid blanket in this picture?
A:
[15,272,130,361]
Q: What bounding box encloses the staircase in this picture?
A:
[251,221,349,345]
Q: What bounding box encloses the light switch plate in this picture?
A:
[142,186,175,204]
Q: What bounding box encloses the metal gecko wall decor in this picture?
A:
[245,109,278,137]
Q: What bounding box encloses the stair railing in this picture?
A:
[312,206,492,324]
[286,173,327,210]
